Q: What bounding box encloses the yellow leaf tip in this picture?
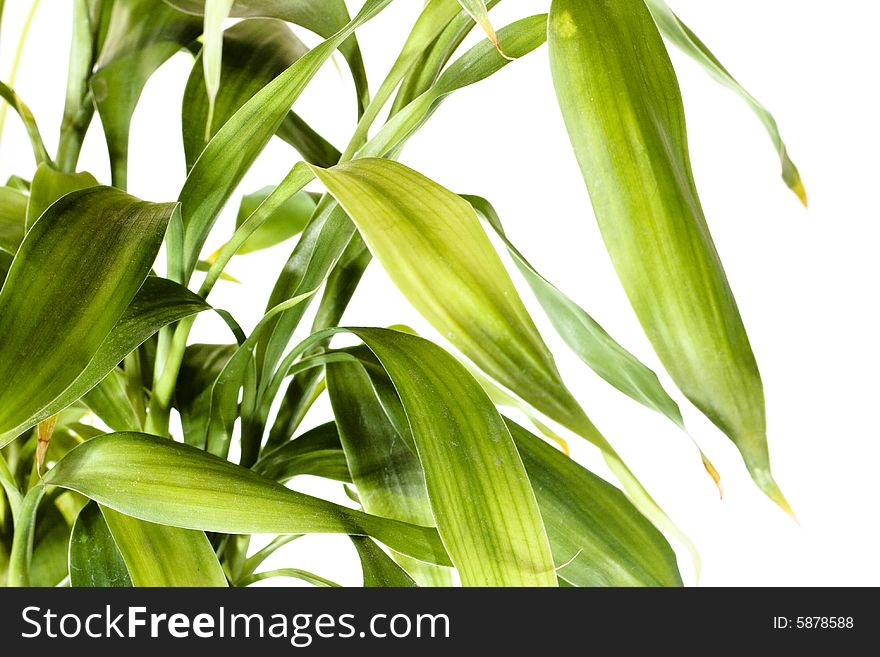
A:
[791,177,808,208]
[701,454,723,499]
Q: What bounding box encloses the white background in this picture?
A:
[2,0,878,586]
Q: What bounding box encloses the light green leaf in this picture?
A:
[645,0,806,205]
[549,0,788,512]
[348,328,556,587]
[0,81,51,166]
[311,158,598,444]
[69,502,132,587]
[101,506,227,587]
[454,0,510,59]
[82,369,141,432]
[254,422,351,483]
[0,188,173,446]
[201,0,235,141]
[43,432,452,567]
[228,185,317,256]
[26,162,98,229]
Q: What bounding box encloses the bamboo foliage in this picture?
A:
[0,0,803,587]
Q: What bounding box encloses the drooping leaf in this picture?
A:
[101,506,227,587]
[0,188,173,447]
[0,81,51,166]
[91,0,202,187]
[548,0,787,511]
[311,158,598,444]
[463,195,684,429]
[346,328,556,587]
[645,0,806,205]
[182,19,309,169]
[69,502,132,587]
[164,0,369,115]
[328,356,452,587]
[26,162,98,229]
[352,536,418,588]
[177,0,392,278]
[44,432,451,566]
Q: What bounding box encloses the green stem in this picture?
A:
[7,484,44,587]
[145,316,196,437]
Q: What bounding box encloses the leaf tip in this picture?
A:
[791,176,808,208]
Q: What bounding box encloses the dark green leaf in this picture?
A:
[69,502,132,587]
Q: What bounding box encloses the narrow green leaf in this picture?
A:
[177,0,392,277]
[549,0,788,511]
[101,506,227,587]
[352,537,418,588]
[0,188,173,446]
[454,0,510,59]
[507,419,682,587]
[165,0,370,115]
[91,0,202,187]
[254,422,351,483]
[69,502,132,587]
[238,568,340,588]
[349,328,556,587]
[82,369,141,432]
[201,0,235,141]
[0,81,50,165]
[26,162,98,229]
[182,19,309,169]
[328,357,452,587]
[311,158,598,444]
[645,0,806,205]
[44,433,452,567]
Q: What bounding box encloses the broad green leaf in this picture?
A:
[348,328,556,587]
[177,0,392,278]
[183,19,310,170]
[362,13,547,159]
[164,0,369,115]
[328,357,452,587]
[69,502,132,587]
[352,537,418,588]
[311,159,599,444]
[645,0,806,205]
[549,0,788,512]
[228,185,317,256]
[82,369,141,431]
[0,184,27,255]
[0,188,173,447]
[102,506,228,587]
[5,276,210,443]
[463,195,684,428]
[26,162,98,229]
[507,419,682,587]
[43,432,451,566]
[201,0,235,140]
[91,0,202,187]
[254,422,350,483]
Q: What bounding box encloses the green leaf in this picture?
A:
[645,0,806,205]
[328,356,452,587]
[82,369,141,432]
[69,502,132,587]
[352,536,418,588]
[30,498,72,587]
[464,195,684,429]
[26,162,98,229]
[0,184,27,255]
[348,328,556,587]
[229,185,317,256]
[177,0,392,278]
[91,0,202,187]
[238,568,340,588]
[165,0,369,116]
[182,19,310,170]
[0,188,173,446]
[507,419,682,587]
[200,0,236,141]
[549,0,788,512]
[0,81,51,166]
[311,158,597,444]
[254,422,351,483]
[454,0,510,59]
[175,343,235,447]
[101,506,227,587]
[43,432,452,567]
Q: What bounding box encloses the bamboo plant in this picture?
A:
[0,0,803,588]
